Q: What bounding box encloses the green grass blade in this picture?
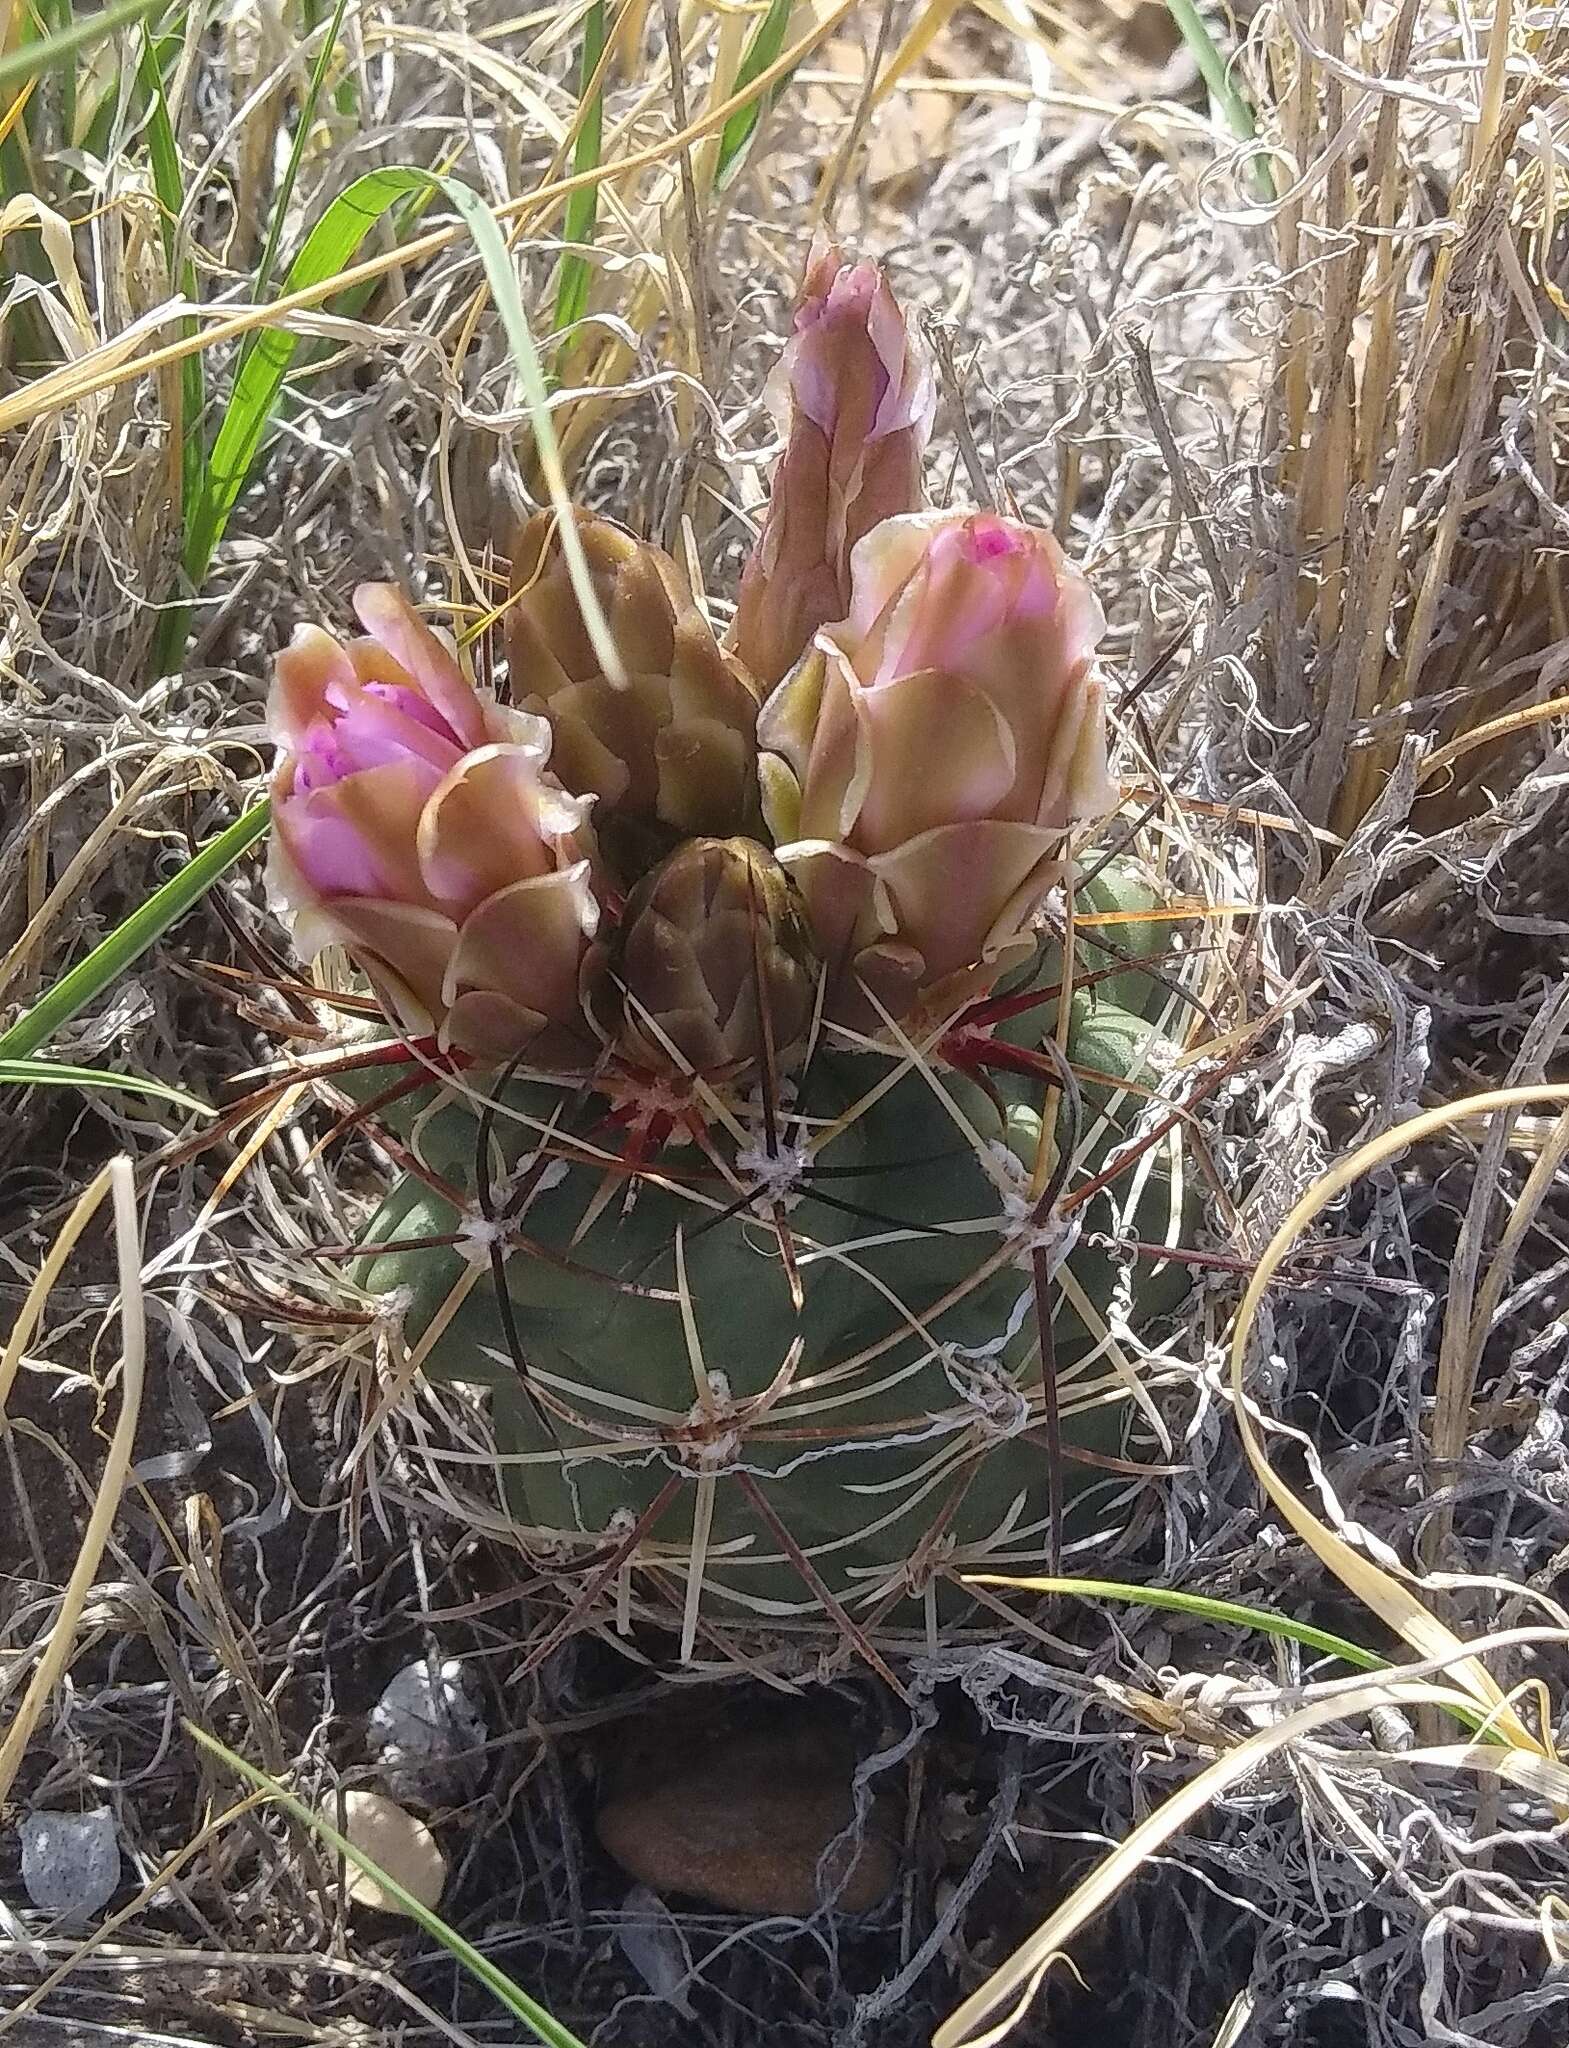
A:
[325,176,436,324]
[715,0,793,188]
[1159,2,1274,200]
[0,0,165,95]
[432,171,621,683]
[970,1574,1388,1672]
[0,1060,212,1116]
[1162,0,1255,141]
[183,165,425,578]
[137,27,204,523]
[551,0,605,337]
[186,1724,592,2048]
[302,0,358,118]
[0,802,271,1061]
[155,163,426,673]
[969,1573,1495,1739]
[249,0,351,309]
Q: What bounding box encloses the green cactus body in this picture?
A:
[349,863,1193,1626]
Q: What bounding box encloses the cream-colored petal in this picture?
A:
[1056,672,1119,824]
[758,752,804,847]
[839,512,951,644]
[755,646,830,790]
[868,819,1065,985]
[445,864,599,1044]
[269,624,354,749]
[787,645,861,844]
[334,1791,446,1916]
[845,666,1018,853]
[776,837,883,951]
[317,897,460,1021]
[415,742,590,914]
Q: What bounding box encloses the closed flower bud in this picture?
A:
[506,510,762,883]
[758,511,1117,1030]
[730,234,934,691]
[268,584,599,1065]
[586,837,816,1080]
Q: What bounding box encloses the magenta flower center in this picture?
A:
[293,677,466,794]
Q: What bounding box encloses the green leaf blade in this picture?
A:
[0,1060,212,1116]
[186,1724,593,2048]
[0,802,272,1062]
[0,0,164,96]
[552,0,605,338]
[184,164,426,589]
[716,0,793,188]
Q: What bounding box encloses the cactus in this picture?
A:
[347,864,1189,1628]
[270,247,1199,1641]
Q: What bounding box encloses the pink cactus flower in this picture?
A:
[268,584,599,1065]
[757,511,1118,1030]
[730,233,934,692]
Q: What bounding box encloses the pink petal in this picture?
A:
[319,680,466,780]
[274,756,442,903]
[269,625,356,750]
[352,584,489,748]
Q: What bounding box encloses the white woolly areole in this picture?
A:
[983,1140,1083,1271]
[673,1373,741,1474]
[735,1139,812,1210]
[941,1351,1032,1440]
[455,1214,509,1265]
[373,1284,415,1327]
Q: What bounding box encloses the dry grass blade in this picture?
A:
[935,1667,1569,2048]
[1226,1083,1569,1747]
[0,1156,144,1804]
[0,0,858,439]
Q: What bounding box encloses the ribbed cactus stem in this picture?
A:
[350,862,1191,1630]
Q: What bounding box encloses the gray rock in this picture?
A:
[19,1808,121,1922]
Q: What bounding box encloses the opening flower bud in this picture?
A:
[268,584,599,1065]
[506,510,763,885]
[759,511,1118,1031]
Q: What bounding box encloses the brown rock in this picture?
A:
[596,1709,900,1916]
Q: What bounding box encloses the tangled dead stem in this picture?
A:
[2,2,1568,2046]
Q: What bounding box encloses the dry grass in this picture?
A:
[2,2,1568,2046]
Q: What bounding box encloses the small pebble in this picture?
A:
[369,1656,485,1801]
[331,1790,447,1915]
[19,1808,121,1922]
